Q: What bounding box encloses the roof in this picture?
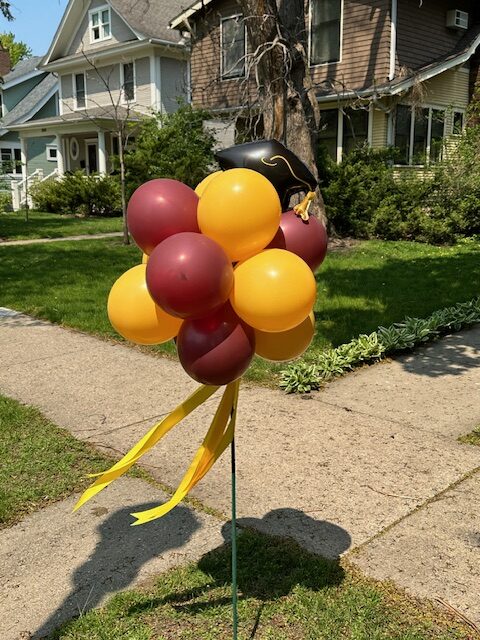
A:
[8,105,142,131]
[170,0,215,30]
[1,56,44,84]
[0,74,58,131]
[110,0,189,42]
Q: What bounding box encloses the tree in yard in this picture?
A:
[239,0,326,220]
[0,2,13,21]
[0,32,32,66]
[123,103,216,197]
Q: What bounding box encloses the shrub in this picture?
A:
[0,190,12,212]
[124,103,216,197]
[31,172,121,216]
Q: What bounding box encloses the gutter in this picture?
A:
[389,0,398,81]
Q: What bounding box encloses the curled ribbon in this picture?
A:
[74,380,240,525]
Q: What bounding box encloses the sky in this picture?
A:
[5,0,69,56]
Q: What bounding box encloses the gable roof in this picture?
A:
[169,0,216,30]
[43,0,187,66]
[1,56,44,88]
[0,74,58,135]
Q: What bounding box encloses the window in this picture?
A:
[342,107,368,155]
[318,108,338,160]
[89,6,111,42]
[310,0,342,65]
[221,15,245,79]
[453,110,464,135]
[46,145,58,162]
[394,105,446,165]
[74,73,86,109]
[0,147,22,174]
[121,62,135,102]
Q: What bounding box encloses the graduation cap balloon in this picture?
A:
[215,139,318,216]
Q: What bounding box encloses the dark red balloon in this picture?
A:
[268,210,328,271]
[146,232,234,319]
[177,303,255,385]
[127,179,200,255]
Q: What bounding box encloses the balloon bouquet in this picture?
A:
[76,140,325,523]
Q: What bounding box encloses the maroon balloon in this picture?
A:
[146,232,234,319]
[177,303,255,385]
[268,210,328,271]
[127,179,200,255]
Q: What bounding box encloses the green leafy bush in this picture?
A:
[124,103,216,197]
[0,191,12,212]
[280,298,480,393]
[31,172,121,217]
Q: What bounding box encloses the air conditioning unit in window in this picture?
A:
[446,9,469,30]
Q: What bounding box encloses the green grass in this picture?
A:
[0,394,118,526]
[1,238,480,383]
[0,210,122,240]
[49,528,472,639]
[458,425,480,446]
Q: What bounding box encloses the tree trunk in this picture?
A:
[240,0,326,221]
[118,133,130,245]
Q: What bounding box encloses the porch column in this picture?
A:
[20,136,27,181]
[98,129,107,175]
[56,134,65,175]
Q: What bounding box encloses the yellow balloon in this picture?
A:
[141,253,149,264]
[255,312,315,361]
[195,171,222,197]
[107,265,182,345]
[231,249,317,332]
[197,168,281,262]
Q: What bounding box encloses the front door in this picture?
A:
[86,141,98,174]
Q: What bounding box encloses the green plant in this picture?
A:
[124,102,216,197]
[280,298,480,393]
[0,190,12,212]
[30,172,122,217]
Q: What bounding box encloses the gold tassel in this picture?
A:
[293,191,316,221]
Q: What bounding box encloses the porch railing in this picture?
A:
[11,168,61,211]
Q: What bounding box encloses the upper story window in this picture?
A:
[221,15,246,79]
[310,0,342,65]
[394,105,446,165]
[74,73,86,109]
[89,6,111,43]
[121,62,135,102]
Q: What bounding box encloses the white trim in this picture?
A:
[85,137,98,174]
[336,109,343,164]
[72,71,87,110]
[367,103,374,147]
[63,1,92,62]
[46,144,58,161]
[1,68,44,90]
[149,54,156,109]
[170,0,216,30]
[389,0,397,81]
[308,0,343,68]
[70,136,79,160]
[120,60,136,104]
[58,74,63,116]
[220,14,246,80]
[186,57,191,104]
[88,5,112,44]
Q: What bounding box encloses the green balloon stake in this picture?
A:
[74,142,326,640]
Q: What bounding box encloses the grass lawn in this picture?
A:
[0,394,117,527]
[458,426,480,446]
[50,528,472,639]
[0,210,122,241]
[1,237,480,383]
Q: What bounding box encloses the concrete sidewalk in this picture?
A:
[0,309,479,636]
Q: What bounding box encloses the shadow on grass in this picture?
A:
[123,509,350,638]
[35,501,200,639]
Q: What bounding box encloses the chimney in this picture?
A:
[0,45,11,78]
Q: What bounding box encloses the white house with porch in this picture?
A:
[8,0,189,209]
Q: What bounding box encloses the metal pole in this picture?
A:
[231,437,238,640]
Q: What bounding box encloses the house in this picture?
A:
[0,56,59,204]
[6,0,189,209]
[170,0,480,165]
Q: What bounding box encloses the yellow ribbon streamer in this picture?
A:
[73,380,240,526]
[73,383,220,512]
[131,379,239,525]
[293,191,316,221]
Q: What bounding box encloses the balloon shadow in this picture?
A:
[124,508,351,637]
[34,502,200,639]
